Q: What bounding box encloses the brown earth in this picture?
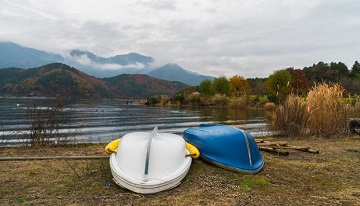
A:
[0,136,359,206]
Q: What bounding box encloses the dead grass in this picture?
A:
[307,83,349,136]
[269,83,352,137]
[269,94,309,136]
[229,98,247,109]
[1,137,359,206]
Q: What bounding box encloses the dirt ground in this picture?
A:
[0,136,359,206]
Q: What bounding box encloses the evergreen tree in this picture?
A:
[350,61,360,78]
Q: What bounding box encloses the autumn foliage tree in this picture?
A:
[247,78,267,95]
[286,68,309,96]
[229,75,251,97]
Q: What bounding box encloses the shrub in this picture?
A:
[157,95,170,106]
[263,102,276,110]
[229,98,246,109]
[185,92,201,105]
[171,93,185,105]
[199,95,212,106]
[268,94,309,136]
[210,94,229,106]
[26,98,68,146]
[147,96,159,105]
[267,94,279,103]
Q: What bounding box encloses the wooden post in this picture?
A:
[258,147,289,155]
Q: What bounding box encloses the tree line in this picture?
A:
[195,61,360,103]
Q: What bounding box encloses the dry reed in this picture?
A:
[263,102,276,110]
[306,83,349,136]
[269,94,309,136]
[185,92,201,105]
[269,83,350,137]
[354,101,360,113]
[210,94,229,106]
[229,98,246,109]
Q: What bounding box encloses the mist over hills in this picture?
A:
[67,49,156,78]
[0,42,214,85]
[70,50,154,66]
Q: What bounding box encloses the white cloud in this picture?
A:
[70,54,145,71]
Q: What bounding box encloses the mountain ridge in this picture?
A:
[70,49,154,66]
[0,41,214,85]
[0,42,64,69]
[147,63,214,86]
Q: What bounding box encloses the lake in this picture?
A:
[0,98,270,146]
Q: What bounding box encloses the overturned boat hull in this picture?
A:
[183,124,264,173]
[110,154,191,194]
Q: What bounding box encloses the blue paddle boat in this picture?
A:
[183,124,264,173]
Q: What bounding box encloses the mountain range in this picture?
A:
[0,42,214,85]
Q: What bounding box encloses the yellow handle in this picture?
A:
[104,138,121,154]
[186,142,200,159]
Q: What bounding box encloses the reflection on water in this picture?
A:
[0,98,270,145]
[200,107,252,122]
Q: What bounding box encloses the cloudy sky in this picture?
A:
[1,0,360,78]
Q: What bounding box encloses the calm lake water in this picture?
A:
[0,98,270,146]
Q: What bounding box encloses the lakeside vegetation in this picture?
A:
[147,61,360,108]
[145,61,360,138]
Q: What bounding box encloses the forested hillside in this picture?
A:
[104,74,189,99]
[0,63,190,99]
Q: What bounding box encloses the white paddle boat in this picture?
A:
[105,127,199,194]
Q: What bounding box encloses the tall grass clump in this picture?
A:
[353,98,360,114]
[264,102,276,110]
[228,97,246,109]
[210,94,229,106]
[184,92,201,106]
[269,94,309,136]
[355,102,360,113]
[306,83,349,136]
[268,83,350,137]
